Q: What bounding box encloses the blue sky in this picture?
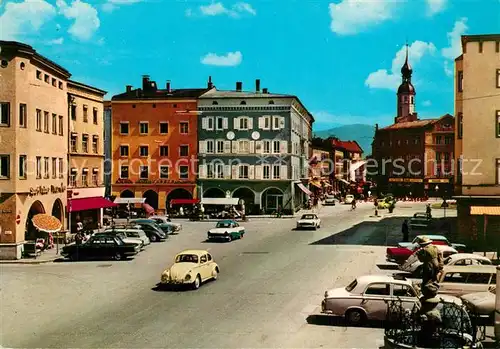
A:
[1,0,499,130]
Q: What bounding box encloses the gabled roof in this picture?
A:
[112,87,210,101]
[199,89,291,99]
[379,114,454,131]
[331,139,363,153]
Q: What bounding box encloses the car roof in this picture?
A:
[356,274,410,286]
[415,234,447,240]
[446,253,490,262]
[218,219,235,223]
[176,249,210,256]
[443,265,496,272]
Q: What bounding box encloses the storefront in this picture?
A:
[425,178,454,198]
[388,178,424,197]
[67,188,115,232]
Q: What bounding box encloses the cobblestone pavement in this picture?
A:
[1,201,453,348]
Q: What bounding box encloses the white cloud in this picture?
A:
[201,51,242,66]
[365,40,437,90]
[102,0,143,13]
[56,0,100,41]
[422,100,432,107]
[193,1,256,18]
[441,17,468,59]
[0,0,56,41]
[328,0,399,35]
[443,60,453,77]
[48,37,64,45]
[426,0,447,16]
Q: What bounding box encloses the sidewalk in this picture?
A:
[0,245,64,264]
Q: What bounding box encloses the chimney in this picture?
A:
[207,76,213,89]
[126,85,132,92]
[255,79,261,92]
[375,123,379,132]
[236,81,242,91]
[166,80,171,93]
[142,75,150,89]
[262,88,268,93]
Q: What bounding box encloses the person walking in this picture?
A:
[416,237,443,286]
[402,219,409,242]
[426,204,432,219]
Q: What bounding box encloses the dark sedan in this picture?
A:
[61,235,140,261]
[130,219,167,242]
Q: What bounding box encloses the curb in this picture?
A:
[0,257,58,265]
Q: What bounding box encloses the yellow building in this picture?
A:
[454,34,500,247]
[0,41,70,259]
[67,81,109,232]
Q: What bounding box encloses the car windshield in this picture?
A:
[175,254,199,263]
[489,287,496,294]
[216,222,232,228]
[345,279,357,292]
[301,215,315,220]
[326,195,334,199]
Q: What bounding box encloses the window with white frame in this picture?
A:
[44,157,49,178]
[216,140,224,153]
[160,145,168,156]
[160,122,169,134]
[19,155,26,179]
[239,117,248,130]
[179,165,189,179]
[82,134,89,153]
[36,109,42,131]
[160,166,169,179]
[52,158,57,178]
[264,116,271,130]
[92,169,99,186]
[206,140,214,153]
[207,117,214,130]
[273,165,280,179]
[19,103,27,128]
[36,157,41,179]
[69,170,77,186]
[238,140,249,153]
[263,165,270,179]
[58,158,63,178]
[215,163,224,178]
[140,166,149,179]
[120,166,129,179]
[273,140,280,153]
[216,117,224,130]
[70,134,78,152]
[263,140,271,154]
[139,146,148,157]
[83,105,88,122]
[179,145,189,156]
[58,115,64,135]
[120,145,129,157]
[52,113,57,134]
[92,136,98,153]
[180,122,189,134]
[44,111,49,132]
[239,165,249,179]
[273,116,280,129]
[207,164,214,178]
[139,122,149,134]
[120,122,129,134]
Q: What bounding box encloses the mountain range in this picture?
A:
[313,124,375,156]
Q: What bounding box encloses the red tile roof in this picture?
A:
[331,139,363,153]
[379,114,454,131]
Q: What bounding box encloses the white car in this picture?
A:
[324,195,336,206]
[149,216,182,232]
[344,195,354,204]
[296,214,321,230]
[104,228,151,246]
[400,251,489,276]
[207,220,245,241]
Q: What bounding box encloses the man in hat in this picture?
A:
[416,237,443,286]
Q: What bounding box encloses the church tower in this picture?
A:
[395,44,417,123]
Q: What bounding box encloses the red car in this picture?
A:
[386,241,449,264]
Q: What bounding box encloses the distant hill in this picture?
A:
[313,124,375,156]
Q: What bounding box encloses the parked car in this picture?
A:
[461,287,496,319]
[103,227,150,246]
[149,215,182,232]
[324,195,336,206]
[296,214,321,230]
[387,242,457,265]
[93,232,144,249]
[115,209,138,219]
[344,195,355,204]
[400,252,489,276]
[130,219,167,242]
[409,213,433,229]
[160,249,219,289]
[398,234,469,253]
[321,274,460,325]
[414,265,497,297]
[377,196,395,209]
[207,220,245,241]
[61,235,140,261]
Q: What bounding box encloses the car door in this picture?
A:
[439,271,467,295]
[87,237,102,259]
[361,283,392,321]
[199,254,210,280]
[465,272,494,294]
[391,283,418,312]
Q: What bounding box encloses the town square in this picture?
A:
[1,0,499,348]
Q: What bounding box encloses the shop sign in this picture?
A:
[389,178,404,182]
[427,179,450,184]
[51,184,66,193]
[29,186,50,196]
[389,178,423,183]
[115,179,133,184]
[1,209,13,214]
[153,179,192,185]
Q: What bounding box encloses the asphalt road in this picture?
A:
[1,201,428,348]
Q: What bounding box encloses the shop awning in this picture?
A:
[143,203,155,214]
[114,198,145,204]
[296,183,312,196]
[170,199,200,205]
[69,197,117,212]
[470,206,500,216]
[201,198,239,205]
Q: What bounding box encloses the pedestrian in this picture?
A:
[426,204,432,219]
[416,237,443,286]
[402,219,409,242]
[179,206,184,217]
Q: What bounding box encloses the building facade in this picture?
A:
[0,41,70,259]
[309,146,332,194]
[331,138,364,194]
[197,80,313,214]
[67,80,107,231]
[372,47,455,198]
[111,76,211,213]
[453,34,500,246]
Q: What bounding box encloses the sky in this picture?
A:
[1,0,499,130]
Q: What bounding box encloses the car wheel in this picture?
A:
[193,275,201,289]
[345,309,366,325]
[212,268,218,280]
[226,235,232,242]
[240,232,244,239]
[114,252,122,261]
[150,234,158,242]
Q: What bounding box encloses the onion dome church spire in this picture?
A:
[396,43,417,123]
